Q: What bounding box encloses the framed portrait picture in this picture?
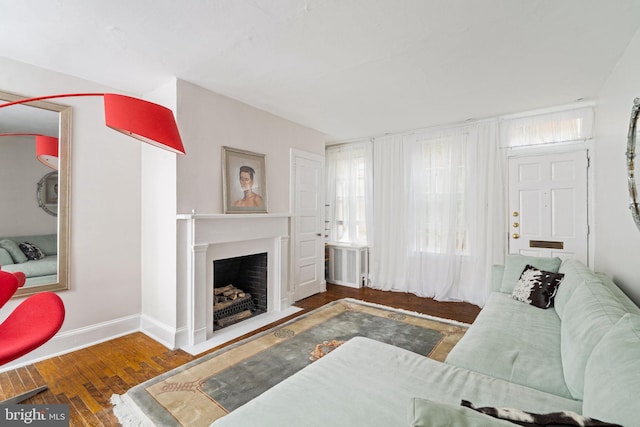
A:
[222,146,268,213]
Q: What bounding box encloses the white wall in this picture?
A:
[0,137,57,236]
[169,80,326,344]
[594,28,640,305]
[175,80,326,214]
[0,60,326,366]
[0,58,143,369]
[140,80,180,347]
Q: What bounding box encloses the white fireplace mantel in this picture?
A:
[177,213,295,352]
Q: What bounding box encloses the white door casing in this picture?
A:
[508,149,589,263]
[290,149,326,301]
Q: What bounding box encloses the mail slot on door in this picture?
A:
[529,240,564,250]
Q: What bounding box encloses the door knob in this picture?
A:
[512,233,520,239]
[512,211,519,217]
[512,222,519,228]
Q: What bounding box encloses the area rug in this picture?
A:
[111,298,469,427]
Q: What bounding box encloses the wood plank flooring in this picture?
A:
[0,284,481,426]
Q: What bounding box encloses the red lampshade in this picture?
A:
[35,135,59,170]
[0,133,59,169]
[103,94,185,154]
[0,93,185,155]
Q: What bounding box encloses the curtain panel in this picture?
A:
[369,122,505,306]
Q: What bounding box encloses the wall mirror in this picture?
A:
[627,98,640,231]
[0,90,70,296]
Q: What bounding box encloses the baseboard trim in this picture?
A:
[0,314,140,373]
[139,314,187,350]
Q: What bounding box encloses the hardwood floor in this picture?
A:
[0,284,481,426]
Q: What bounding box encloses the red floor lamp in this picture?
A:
[0,92,185,403]
[0,92,185,154]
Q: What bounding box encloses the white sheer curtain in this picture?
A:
[369,122,505,306]
[325,141,373,245]
[369,135,409,285]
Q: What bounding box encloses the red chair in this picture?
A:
[0,270,65,404]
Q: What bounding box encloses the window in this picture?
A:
[325,142,372,245]
[412,136,468,254]
[500,106,594,147]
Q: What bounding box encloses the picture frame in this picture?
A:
[222,146,268,213]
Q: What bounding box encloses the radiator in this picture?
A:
[327,244,368,288]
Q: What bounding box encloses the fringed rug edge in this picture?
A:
[111,393,156,427]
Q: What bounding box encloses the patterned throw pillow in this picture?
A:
[19,242,45,261]
[511,264,564,309]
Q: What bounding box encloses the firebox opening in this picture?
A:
[213,252,268,330]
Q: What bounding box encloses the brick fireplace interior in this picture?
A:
[213,252,268,330]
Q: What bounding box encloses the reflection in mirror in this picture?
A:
[37,171,58,217]
[0,91,70,296]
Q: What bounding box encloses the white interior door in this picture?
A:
[291,149,326,301]
[508,149,589,263]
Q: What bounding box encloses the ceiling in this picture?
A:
[1,0,639,141]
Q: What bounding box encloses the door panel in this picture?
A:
[291,150,326,301]
[508,150,589,263]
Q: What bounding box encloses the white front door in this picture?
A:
[291,149,326,301]
[508,149,589,263]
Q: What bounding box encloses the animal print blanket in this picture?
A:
[461,401,622,427]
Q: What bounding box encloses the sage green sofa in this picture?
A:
[0,234,57,286]
[211,257,639,427]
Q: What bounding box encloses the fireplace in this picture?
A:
[213,253,268,329]
[178,213,300,354]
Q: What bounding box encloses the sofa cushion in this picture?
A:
[561,280,628,399]
[445,292,573,399]
[554,259,601,319]
[499,255,562,294]
[595,273,640,315]
[1,234,57,256]
[491,265,505,292]
[0,248,14,266]
[583,314,640,427]
[0,255,57,278]
[511,264,563,309]
[0,239,28,264]
[409,398,515,427]
[212,337,581,427]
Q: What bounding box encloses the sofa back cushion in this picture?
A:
[0,248,14,266]
[583,313,640,427]
[499,255,562,294]
[0,239,28,264]
[595,272,640,315]
[555,259,600,319]
[491,265,505,292]
[560,280,628,399]
[1,234,57,257]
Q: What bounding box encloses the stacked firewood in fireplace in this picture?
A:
[214,285,255,328]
